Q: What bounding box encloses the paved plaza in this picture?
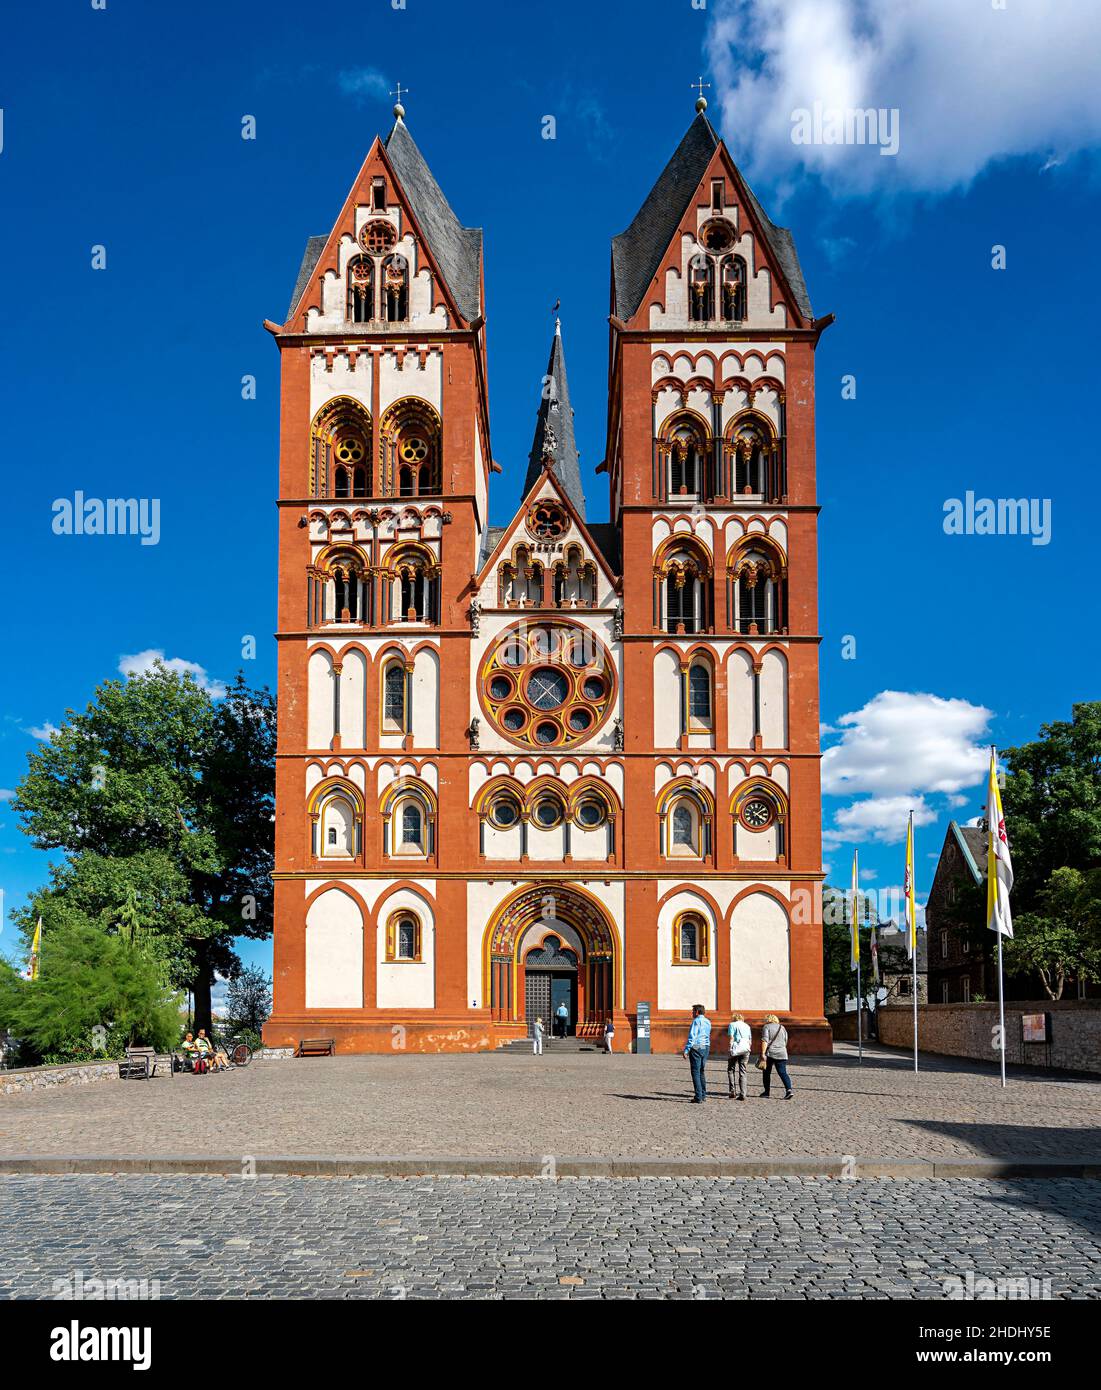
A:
[3,1044,1100,1162]
[3,1173,1099,1300]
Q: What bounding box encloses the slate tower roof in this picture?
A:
[611,111,812,324]
[523,321,585,518]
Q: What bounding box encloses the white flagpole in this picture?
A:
[857,936,863,1062]
[997,924,1006,1088]
[911,925,918,1074]
[908,810,918,1073]
[992,745,1008,1089]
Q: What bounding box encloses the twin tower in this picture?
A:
[263,103,832,1054]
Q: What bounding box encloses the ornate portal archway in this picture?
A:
[484,884,618,1033]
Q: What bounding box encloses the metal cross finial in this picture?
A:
[391,82,409,119]
[692,76,711,112]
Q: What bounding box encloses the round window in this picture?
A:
[534,799,561,827]
[581,675,605,701]
[526,667,569,709]
[576,799,604,828]
[489,797,519,829]
[500,643,526,667]
[534,721,559,745]
[568,708,592,732]
[488,674,512,702]
[502,707,526,732]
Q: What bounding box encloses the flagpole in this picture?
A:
[992,745,1007,1089]
[857,940,863,1062]
[909,811,918,1074]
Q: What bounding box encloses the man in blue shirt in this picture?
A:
[683,1004,711,1103]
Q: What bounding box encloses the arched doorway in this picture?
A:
[484,883,617,1037]
[523,933,578,1036]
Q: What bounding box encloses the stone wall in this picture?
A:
[877,1000,1101,1074]
[0,1060,122,1096]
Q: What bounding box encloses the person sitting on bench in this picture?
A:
[196,1029,230,1072]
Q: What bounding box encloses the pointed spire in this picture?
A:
[524,322,584,518]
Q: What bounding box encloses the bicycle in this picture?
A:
[228,1038,253,1068]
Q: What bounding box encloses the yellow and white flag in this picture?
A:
[29,918,42,981]
[986,748,1014,938]
[850,849,860,970]
[904,812,918,960]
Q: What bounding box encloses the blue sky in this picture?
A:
[2,0,1100,977]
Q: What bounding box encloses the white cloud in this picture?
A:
[118,650,226,699]
[706,0,1101,196]
[0,789,13,802]
[337,68,390,103]
[28,723,59,741]
[821,690,991,845]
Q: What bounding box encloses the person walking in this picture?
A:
[603,1016,615,1054]
[759,1013,794,1099]
[555,1000,569,1039]
[683,1004,711,1103]
[726,1012,752,1100]
[532,1016,544,1055]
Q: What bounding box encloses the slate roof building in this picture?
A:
[264,100,833,1054]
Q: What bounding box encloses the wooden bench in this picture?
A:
[118,1046,158,1080]
[295,1037,336,1058]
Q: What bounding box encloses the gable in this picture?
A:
[611,113,812,331]
[283,124,482,333]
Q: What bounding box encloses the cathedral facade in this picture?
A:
[263,101,832,1054]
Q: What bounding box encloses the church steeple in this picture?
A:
[524,319,585,518]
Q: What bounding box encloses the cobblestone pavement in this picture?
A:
[3,1174,1099,1300]
[3,1045,1099,1160]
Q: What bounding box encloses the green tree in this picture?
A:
[1,914,182,1060]
[1000,703,1101,995]
[224,964,273,1034]
[1005,866,1101,1000]
[11,663,275,1033]
[822,883,880,1013]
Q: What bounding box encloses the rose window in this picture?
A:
[527,500,568,540]
[479,622,615,748]
[360,220,397,254]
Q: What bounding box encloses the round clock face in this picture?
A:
[479,622,615,749]
[741,798,773,830]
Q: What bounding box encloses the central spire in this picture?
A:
[524,322,584,518]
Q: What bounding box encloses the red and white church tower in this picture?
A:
[264,97,832,1054]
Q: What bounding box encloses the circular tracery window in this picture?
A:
[527,500,569,540]
[479,621,615,749]
[700,219,735,252]
[334,434,366,464]
[359,220,397,254]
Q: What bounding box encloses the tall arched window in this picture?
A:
[310,399,373,499]
[657,542,710,634]
[382,253,409,322]
[667,420,707,498]
[729,419,771,496]
[382,783,436,859]
[720,256,746,321]
[688,255,714,322]
[317,548,366,624]
[381,660,408,733]
[687,661,713,731]
[732,549,781,634]
[309,782,363,860]
[381,400,442,498]
[673,911,710,964]
[386,911,422,962]
[347,256,374,323]
[659,783,713,860]
[387,547,439,624]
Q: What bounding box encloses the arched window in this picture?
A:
[730,419,770,496]
[381,401,442,498]
[386,911,422,962]
[687,661,713,731]
[388,547,439,624]
[658,544,709,634]
[667,420,707,498]
[309,783,363,860]
[659,784,713,860]
[673,912,710,965]
[310,399,373,499]
[381,660,408,733]
[316,548,366,624]
[382,782,436,859]
[382,253,409,322]
[734,550,776,634]
[720,256,746,321]
[688,254,714,322]
[347,256,374,323]
[732,782,787,861]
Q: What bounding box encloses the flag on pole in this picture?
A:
[904,812,918,959]
[29,917,42,981]
[986,748,1014,938]
[850,849,860,969]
